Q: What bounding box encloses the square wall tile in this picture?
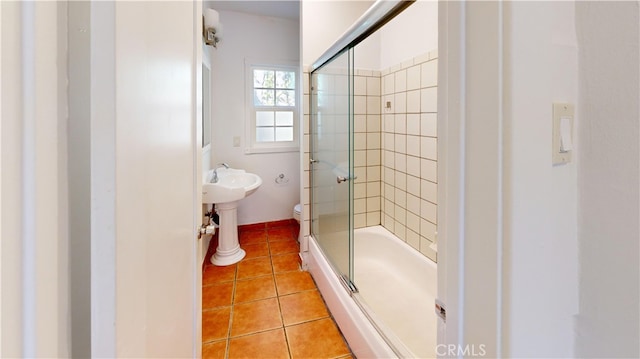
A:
[394,92,407,114]
[421,159,437,183]
[367,76,381,96]
[394,189,407,208]
[394,134,406,153]
[354,150,367,167]
[367,133,380,149]
[421,59,438,88]
[407,156,421,178]
[367,115,381,132]
[384,168,395,185]
[367,96,381,115]
[366,149,380,166]
[394,153,407,173]
[407,114,420,135]
[395,171,407,191]
[395,69,407,92]
[367,197,381,211]
[407,65,421,90]
[384,184,395,201]
[383,73,394,95]
[407,90,421,113]
[421,219,437,241]
[406,229,420,251]
[366,182,381,197]
[407,193,421,215]
[354,198,366,214]
[406,136,420,157]
[394,114,407,134]
[354,133,366,150]
[367,166,381,182]
[354,213,366,228]
[407,175,420,195]
[354,96,367,115]
[384,115,395,133]
[421,113,437,137]
[394,206,407,225]
[354,76,367,95]
[354,183,366,199]
[366,211,381,226]
[420,87,438,113]
[421,200,437,224]
[354,114,367,133]
[384,150,394,167]
[421,137,437,160]
[421,179,437,204]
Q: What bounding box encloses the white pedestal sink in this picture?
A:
[203,168,262,266]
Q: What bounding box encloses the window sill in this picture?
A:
[244,146,300,155]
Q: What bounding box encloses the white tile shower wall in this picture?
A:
[381,51,437,262]
[302,51,437,263]
[353,70,382,229]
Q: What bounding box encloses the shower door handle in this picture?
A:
[336,176,349,183]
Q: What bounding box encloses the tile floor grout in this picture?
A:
[202,221,353,359]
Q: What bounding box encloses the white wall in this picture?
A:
[575,2,640,357]
[1,1,70,356]
[378,0,437,70]
[210,10,300,225]
[90,2,200,357]
[301,0,373,66]
[503,2,579,357]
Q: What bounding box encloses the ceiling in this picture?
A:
[207,0,300,20]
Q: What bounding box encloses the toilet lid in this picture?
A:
[294,204,302,213]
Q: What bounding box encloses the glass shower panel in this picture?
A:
[310,49,354,282]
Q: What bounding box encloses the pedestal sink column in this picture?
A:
[211,201,246,266]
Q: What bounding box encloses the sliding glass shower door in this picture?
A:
[310,49,355,286]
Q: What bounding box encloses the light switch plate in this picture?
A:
[552,103,574,165]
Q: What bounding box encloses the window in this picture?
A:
[246,62,299,153]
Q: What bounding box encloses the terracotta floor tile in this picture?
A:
[228,329,289,359]
[285,318,350,359]
[203,263,236,286]
[242,242,269,259]
[272,253,301,273]
[230,298,283,337]
[202,307,231,343]
[267,227,296,242]
[275,271,316,296]
[203,282,234,309]
[202,340,226,359]
[239,223,266,232]
[239,230,268,246]
[266,219,296,228]
[270,240,299,256]
[234,275,277,303]
[237,257,272,280]
[280,290,329,325]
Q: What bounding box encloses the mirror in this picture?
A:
[202,64,211,148]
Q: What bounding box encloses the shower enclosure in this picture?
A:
[308,1,438,357]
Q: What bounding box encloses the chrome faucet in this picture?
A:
[211,163,229,183]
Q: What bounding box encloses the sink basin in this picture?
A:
[202,167,263,266]
[203,168,262,204]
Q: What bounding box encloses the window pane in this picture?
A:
[254,89,275,106]
[256,127,274,142]
[254,70,274,88]
[276,71,295,89]
[275,127,293,142]
[276,90,295,106]
[275,111,293,126]
[256,111,274,126]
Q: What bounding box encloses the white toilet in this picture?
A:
[293,203,302,223]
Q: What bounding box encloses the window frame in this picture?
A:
[245,60,300,154]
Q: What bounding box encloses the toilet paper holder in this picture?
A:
[275,173,289,184]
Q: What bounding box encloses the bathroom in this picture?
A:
[201,0,440,357]
[2,1,637,358]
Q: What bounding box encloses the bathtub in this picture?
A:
[306,225,437,358]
